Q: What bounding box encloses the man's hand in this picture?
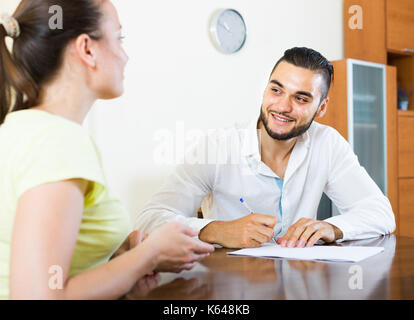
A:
[199,213,277,248]
[276,218,343,248]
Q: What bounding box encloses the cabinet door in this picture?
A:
[351,62,387,194]
[398,116,414,177]
[387,0,414,53]
[399,179,414,237]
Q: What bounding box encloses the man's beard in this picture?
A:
[259,107,318,141]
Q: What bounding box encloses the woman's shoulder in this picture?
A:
[2,109,102,171]
[4,109,89,138]
[3,109,96,152]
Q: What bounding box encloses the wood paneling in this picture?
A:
[387,66,399,225]
[386,0,414,53]
[398,179,414,238]
[316,60,348,140]
[398,110,414,117]
[398,116,414,177]
[345,0,387,64]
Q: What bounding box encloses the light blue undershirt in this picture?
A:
[275,177,284,218]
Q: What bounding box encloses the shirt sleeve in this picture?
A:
[323,128,396,241]
[14,123,106,206]
[134,134,218,234]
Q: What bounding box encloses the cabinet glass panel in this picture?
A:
[351,63,386,194]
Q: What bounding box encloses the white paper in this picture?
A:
[227,243,384,262]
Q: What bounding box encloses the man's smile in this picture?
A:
[270,112,295,125]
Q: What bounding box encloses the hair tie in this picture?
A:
[0,14,20,39]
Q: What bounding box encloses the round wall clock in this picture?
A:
[209,9,247,54]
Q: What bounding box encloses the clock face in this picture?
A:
[211,9,247,54]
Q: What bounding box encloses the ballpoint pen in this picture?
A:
[239,198,277,244]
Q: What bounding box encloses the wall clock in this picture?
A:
[209,9,247,54]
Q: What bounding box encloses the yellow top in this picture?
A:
[0,109,132,299]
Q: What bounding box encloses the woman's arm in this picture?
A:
[10,179,214,299]
[10,179,156,299]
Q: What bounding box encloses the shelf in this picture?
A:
[354,123,379,129]
[398,110,414,117]
[388,49,414,58]
[354,94,377,103]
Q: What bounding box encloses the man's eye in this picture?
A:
[297,96,308,103]
[272,88,281,94]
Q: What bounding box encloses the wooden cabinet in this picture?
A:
[397,110,414,237]
[344,0,387,64]
[386,0,414,53]
[345,0,414,112]
[399,179,414,237]
[345,0,414,237]
[398,115,414,177]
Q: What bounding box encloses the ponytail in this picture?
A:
[0,0,103,125]
[0,22,38,125]
[0,24,11,125]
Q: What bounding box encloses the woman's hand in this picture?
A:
[111,230,155,276]
[111,229,143,260]
[143,222,215,273]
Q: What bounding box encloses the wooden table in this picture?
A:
[125,235,414,300]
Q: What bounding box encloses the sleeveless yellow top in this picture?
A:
[0,110,132,299]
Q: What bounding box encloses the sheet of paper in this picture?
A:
[227,243,384,262]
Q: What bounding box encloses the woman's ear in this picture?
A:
[74,34,97,68]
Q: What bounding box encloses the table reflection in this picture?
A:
[126,235,400,300]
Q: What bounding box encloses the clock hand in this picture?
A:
[219,21,233,35]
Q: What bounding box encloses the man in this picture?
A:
[135,47,396,249]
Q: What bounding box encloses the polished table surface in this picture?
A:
[125,235,414,300]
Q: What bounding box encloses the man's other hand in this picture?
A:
[276,218,343,248]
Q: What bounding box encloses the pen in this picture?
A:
[239,197,254,214]
[239,198,277,244]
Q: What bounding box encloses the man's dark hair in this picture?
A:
[270,47,334,103]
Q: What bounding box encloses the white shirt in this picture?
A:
[135,119,396,242]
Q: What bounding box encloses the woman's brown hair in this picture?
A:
[0,0,104,125]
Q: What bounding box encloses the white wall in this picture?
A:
[1,0,17,13]
[2,0,345,220]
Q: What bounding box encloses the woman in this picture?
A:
[0,0,214,299]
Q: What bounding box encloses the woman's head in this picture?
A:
[0,0,128,124]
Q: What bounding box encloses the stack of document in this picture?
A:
[227,244,384,262]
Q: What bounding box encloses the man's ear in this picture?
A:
[74,34,97,68]
[316,97,329,119]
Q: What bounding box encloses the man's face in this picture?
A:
[260,61,328,141]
